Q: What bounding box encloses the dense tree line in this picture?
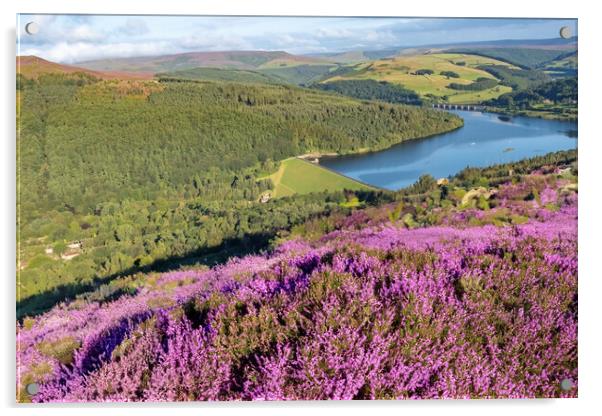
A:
[451,149,577,188]
[486,77,577,109]
[440,71,460,79]
[477,65,550,90]
[449,77,498,91]
[414,69,434,75]
[157,67,283,85]
[311,79,422,105]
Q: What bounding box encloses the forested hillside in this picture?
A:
[258,64,337,86]
[19,74,460,215]
[311,79,421,105]
[17,70,461,316]
[485,77,577,119]
[477,64,550,90]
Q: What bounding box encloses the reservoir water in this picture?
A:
[320,110,577,190]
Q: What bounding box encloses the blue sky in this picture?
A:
[17,15,577,63]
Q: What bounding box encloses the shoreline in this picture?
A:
[294,115,466,163]
[317,121,466,163]
[480,105,578,122]
[273,107,574,194]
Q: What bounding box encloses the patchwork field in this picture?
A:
[323,53,515,104]
[264,157,374,198]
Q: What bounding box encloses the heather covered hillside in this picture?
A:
[17,159,578,401]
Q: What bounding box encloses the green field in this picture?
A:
[323,53,514,104]
[264,158,374,198]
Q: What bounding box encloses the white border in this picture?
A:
[2,1,601,415]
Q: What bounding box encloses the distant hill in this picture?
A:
[77,51,332,74]
[158,64,341,86]
[307,49,399,64]
[16,55,153,80]
[257,64,338,85]
[305,36,577,65]
[307,50,372,64]
[444,48,572,69]
[319,52,516,104]
[437,36,577,51]
[157,67,285,85]
[41,37,576,76]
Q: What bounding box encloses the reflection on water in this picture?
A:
[320,110,577,190]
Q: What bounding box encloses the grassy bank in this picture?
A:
[264,157,374,198]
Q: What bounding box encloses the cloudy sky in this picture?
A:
[17,15,577,63]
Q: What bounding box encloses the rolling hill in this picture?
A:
[445,47,572,69]
[159,64,340,86]
[257,64,339,85]
[157,67,285,84]
[305,36,578,65]
[320,53,515,104]
[16,56,153,80]
[306,49,398,64]
[438,36,577,50]
[77,50,332,74]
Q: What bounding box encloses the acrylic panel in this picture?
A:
[16,14,578,402]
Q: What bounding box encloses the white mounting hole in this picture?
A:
[25,22,39,35]
[26,382,39,395]
[559,26,571,39]
[560,378,574,391]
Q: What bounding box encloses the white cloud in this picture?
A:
[19,16,103,45]
[179,32,253,51]
[17,15,578,63]
[315,27,355,39]
[116,19,150,37]
[20,41,175,64]
[70,24,103,42]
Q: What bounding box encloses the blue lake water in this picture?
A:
[320,110,577,190]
